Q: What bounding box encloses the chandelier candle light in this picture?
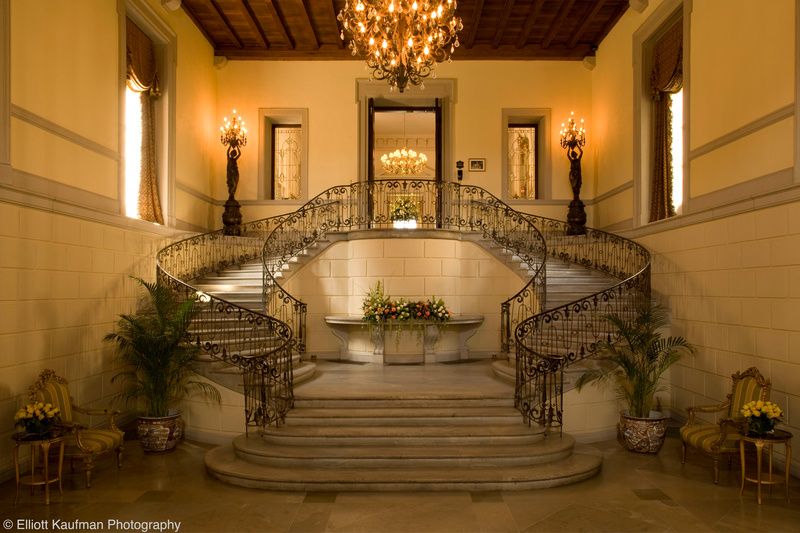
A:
[560,111,587,236]
[338,0,463,93]
[220,109,247,236]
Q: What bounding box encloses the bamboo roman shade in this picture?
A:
[649,18,683,222]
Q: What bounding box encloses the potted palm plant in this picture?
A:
[576,302,693,453]
[105,278,219,453]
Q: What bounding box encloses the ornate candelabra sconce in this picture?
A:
[220,109,247,236]
[560,112,587,236]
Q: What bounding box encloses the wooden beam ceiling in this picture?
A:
[181,0,630,61]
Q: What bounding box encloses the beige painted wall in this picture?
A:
[0,202,171,478]
[592,0,799,473]
[214,60,593,224]
[0,0,217,480]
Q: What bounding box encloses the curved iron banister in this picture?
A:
[156,217,297,430]
[513,218,651,432]
[261,179,549,361]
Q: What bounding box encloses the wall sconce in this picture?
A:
[220,109,247,236]
[456,160,464,181]
[559,111,587,236]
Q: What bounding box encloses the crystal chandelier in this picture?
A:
[381,148,428,175]
[338,0,463,93]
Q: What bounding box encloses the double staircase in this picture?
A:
[157,179,650,491]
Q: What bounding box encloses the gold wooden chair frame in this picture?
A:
[28,369,124,488]
[680,367,770,484]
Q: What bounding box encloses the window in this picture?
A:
[124,16,163,224]
[669,89,684,213]
[507,124,538,199]
[258,109,308,201]
[501,109,551,202]
[272,125,302,200]
[646,11,683,222]
[122,1,175,226]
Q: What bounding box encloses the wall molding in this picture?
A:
[0,165,185,237]
[687,167,793,213]
[621,171,800,240]
[0,0,9,166]
[688,104,794,161]
[590,181,633,204]
[176,181,218,205]
[10,104,119,161]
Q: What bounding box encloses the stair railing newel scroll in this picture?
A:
[260,180,549,368]
[513,219,651,432]
[156,217,297,432]
[157,177,650,436]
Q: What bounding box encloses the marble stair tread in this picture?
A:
[293,397,515,408]
[205,445,601,491]
[260,423,542,438]
[232,434,573,465]
[287,405,522,419]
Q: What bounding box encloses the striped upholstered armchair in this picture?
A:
[680,367,770,484]
[28,369,124,488]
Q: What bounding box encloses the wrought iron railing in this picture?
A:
[262,180,548,359]
[157,178,649,437]
[156,218,296,431]
[514,217,651,432]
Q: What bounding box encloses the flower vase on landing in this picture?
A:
[748,416,777,436]
[393,219,417,229]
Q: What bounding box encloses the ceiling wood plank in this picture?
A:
[464,0,485,49]
[234,0,268,47]
[592,1,629,51]
[214,41,594,60]
[515,0,545,49]
[568,0,607,49]
[326,0,344,48]
[266,0,294,48]
[542,0,576,49]
[492,0,516,49]
[210,0,244,48]
[285,0,321,50]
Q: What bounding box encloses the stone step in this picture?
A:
[205,445,602,491]
[231,433,574,468]
[284,406,524,426]
[257,424,544,447]
[293,397,515,409]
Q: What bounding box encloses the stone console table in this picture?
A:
[324,315,484,364]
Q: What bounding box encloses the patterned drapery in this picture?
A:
[649,18,683,222]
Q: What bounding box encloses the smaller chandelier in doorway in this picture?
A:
[338,0,463,93]
[381,148,428,175]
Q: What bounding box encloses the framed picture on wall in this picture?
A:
[468,158,486,172]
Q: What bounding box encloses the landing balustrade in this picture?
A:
[156,178,649,435]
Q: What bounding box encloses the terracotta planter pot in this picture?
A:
[617,411,669,454]
[137,412,183,453]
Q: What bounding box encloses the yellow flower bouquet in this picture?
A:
[741,400,782,435]
[14,402,61,436]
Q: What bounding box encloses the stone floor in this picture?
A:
[3,362,799,531]
[2,434,799,532]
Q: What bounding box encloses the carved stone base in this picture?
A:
[223,198,242,236]
[566,198,586,236]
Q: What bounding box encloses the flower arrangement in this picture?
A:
[14,402,61,435]
[389,196,420,222]
[362,282,450,324]
[741,400,783,435]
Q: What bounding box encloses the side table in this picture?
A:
[12,431,65,505]
[739,428,792,504]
